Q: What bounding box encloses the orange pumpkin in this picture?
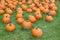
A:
[22,21,32,29]
[28,15,36,22]
[12,1,18,6]
[52,6,58,11]
[2,15,10,24]
[28,0,32,5]
[0,9,4,14]
[22,0,26,4]
[32,28,43,37]
[16,13,23,19]
[17,8,23,14]
[21,5,27,10]
[29,3,35,8]
[18,2,22,5]
[45,15,53,22]
[26,8,32,13]
[49,3,55,8]
[0,4,5,9]
[6,23,16,32]
[49,10,56,16]
[6,8,13,15]
[39,6,45,12]
[43,8,49,13]
[35,11,42,19]
[32,7,37,12]
[17,18,24,24]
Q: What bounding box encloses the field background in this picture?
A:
[0,1,60,40]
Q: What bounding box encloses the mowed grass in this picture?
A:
[0,2,60,40]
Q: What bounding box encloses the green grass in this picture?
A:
[0,2,60,40]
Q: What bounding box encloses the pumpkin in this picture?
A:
[10,5,16,10]
[28,15,36,22]
[17,8,23,14]
[49,10,56,16]
[18,2,22,5]
[22,0,26,4]
[22,21,32,29]
[39,6,45,12]
[45,15,53,22]
[43,8,49,13]
[3,14,10,18]
[50,0,55,3]
[0,4,5,9]
[12,1,18,6]
[28,0,32,5]
[32,7,37,12]
[35,11,42,19]
[16,13,23,19]
[43,0,49,3]
[29,3,35,8]
[17,18,24,24]
[52,6,58,11]
[21,5,27,10]
[6,23,16,32]
[2,16,10,24]
[6,8,13,15]
[32,28,43,37]
[26,8,32,13]
[0,9,4,14]
[49,3,55,8]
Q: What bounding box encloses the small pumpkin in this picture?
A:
[16,13,23,19]
[6,8,13,15]
[49,10,56,16]
[29,3,35,8]
[22,0,26,4]
[32,7,37,12]
[26,8,32,13]
[35,11,42,19]
[52,6,58,11]
[3,14,10,18]
[32,28,43,37]
[0,4,5,9]
[28,0,32,5]
[17,18,24,24]
[22,21,32,29]
[21,5,27,10]
[0,9,4,14]
[49,3,55,8]
[6,23,16,32]
[45,15,53,22]
[28,15,36,22]
[43,8,49,13]
[2,15,10,24]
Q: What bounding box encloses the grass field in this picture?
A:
[0,1,60,40]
